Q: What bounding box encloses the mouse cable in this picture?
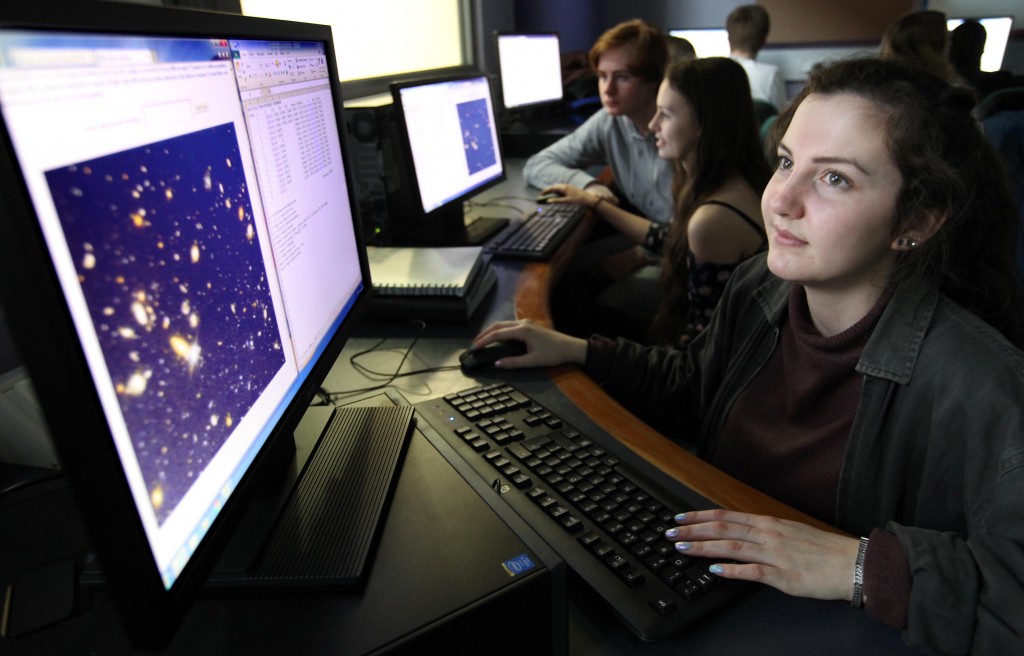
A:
[464,196,537,217]
[314,319,461,403]
[470,194,536,206]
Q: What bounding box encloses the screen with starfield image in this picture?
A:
[0,4,388,648]
[388,72,507,245]
[44,121,287,527]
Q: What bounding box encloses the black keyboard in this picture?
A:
[487,202,585,260]
[414,383,751,642]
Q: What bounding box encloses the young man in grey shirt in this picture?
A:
[523,19,671,340]
[524,18,672,226]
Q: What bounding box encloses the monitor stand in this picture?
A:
[463,216,509,245]
[391,203,508,247]
[207,403,414,588]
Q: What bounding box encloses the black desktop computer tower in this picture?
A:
[343,97,424,247]
[343,97,395,246]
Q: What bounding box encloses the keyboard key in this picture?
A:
[686,566,718,592]
[620,566,646,587]
[605,553,628,572]
[659,567,684,587]
[678,578,702,601]
[526,487,545,501]
[649,597,678,616]
[630,543,653,561]
[561,514,584,532]
[510,472,532,489]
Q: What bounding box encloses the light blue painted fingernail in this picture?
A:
[674,512,687,522]
[708,564,724,575]
[675,541,692,552]
[665,527,679,539]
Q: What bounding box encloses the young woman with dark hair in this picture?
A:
[541,57,770,344]
[471,57,1024,653]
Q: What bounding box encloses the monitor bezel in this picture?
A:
[389,70,507,223]
[495,31,564,110]
[0,1,373,648]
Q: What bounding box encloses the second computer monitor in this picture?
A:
[497,32,563,110]
[389,73,506,245]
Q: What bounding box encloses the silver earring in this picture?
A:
[897,237,918,249]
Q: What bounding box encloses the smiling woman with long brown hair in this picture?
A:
[541,57,770,345]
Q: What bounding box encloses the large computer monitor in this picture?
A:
[947,16,1014,72]
[668,28,732,59]
[496,32,563,110]
[0,1,411,648]
[387,72,508,246]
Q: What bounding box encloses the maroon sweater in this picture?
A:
[710,285,909,627]
[712,286,878,522]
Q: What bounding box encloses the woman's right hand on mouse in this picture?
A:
[471,320,588,369]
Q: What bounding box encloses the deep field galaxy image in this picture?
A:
[46,122,286,525]
[458,97,497,174]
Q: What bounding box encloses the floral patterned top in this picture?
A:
[646,200,766,342]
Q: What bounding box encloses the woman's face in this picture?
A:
[649,78,701,164]
[762,92,904,295]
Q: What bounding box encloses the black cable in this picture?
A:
[316,319,461,402]
[465,196,537,217]
[477,194,538,205]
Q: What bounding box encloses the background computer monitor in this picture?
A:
[387,72,507,246]
[0,2,402,648]
[496,32,564,110]
[668,28,732,59]
[947,16,1014,72]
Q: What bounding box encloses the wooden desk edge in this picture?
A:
[513,217,841,535]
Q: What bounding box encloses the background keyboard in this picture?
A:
[487,203,584,260]
[414,383,751,642]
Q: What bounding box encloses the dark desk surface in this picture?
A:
[325,330,912,655]
[318,159,916,654]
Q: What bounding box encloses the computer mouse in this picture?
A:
[459,340,528,370]
[535,192,562,204]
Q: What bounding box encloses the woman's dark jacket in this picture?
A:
[586,254,1024,655]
